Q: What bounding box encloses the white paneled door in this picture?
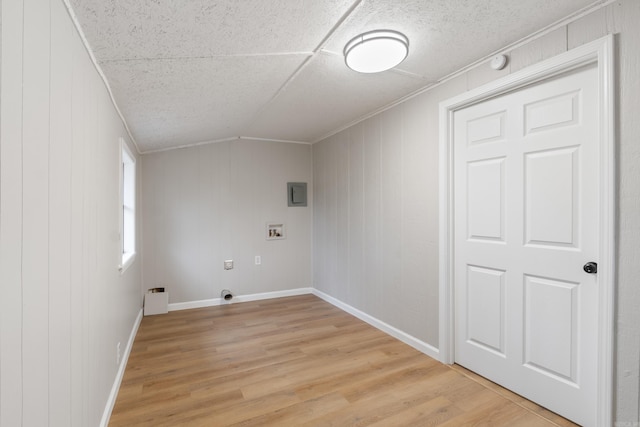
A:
[453,64,599,426]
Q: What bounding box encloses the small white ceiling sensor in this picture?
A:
[490,54,508,70]
[344,30,409,73]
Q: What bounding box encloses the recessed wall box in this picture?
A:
[266,223,285,240]
[287,182,307,207]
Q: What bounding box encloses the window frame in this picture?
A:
[119,138,136,273]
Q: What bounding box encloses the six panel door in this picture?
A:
[453,64,600,427]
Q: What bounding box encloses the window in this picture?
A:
[120,138,136,272]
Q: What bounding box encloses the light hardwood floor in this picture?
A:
[109,295,578,426]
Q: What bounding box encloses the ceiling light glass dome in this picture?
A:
[344,30,409,73]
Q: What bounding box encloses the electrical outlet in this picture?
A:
[255,255,261,265]
[116,342,121,365]
[224,260,234,270]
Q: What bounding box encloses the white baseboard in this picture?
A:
[100,308,143,427]
[167,288,439,360]
[168,298,219,311]
[167,287,314,311]
[311,289,440,360]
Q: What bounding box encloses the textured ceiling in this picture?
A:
[69,0,601,153]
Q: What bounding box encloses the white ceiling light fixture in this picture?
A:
[344,30,409,73]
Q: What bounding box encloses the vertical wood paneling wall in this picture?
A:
[141,140,312,304]
[0,0,142,425]
[312,0,640,422]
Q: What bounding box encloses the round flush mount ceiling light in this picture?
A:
[344,30,409,73]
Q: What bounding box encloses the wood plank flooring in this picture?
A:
[109,295,578,426]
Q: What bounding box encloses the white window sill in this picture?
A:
[119,252,136,274]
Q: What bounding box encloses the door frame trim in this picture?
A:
[438,35,615,425]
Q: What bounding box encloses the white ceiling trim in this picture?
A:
[310,80,438,145]
[309,0,365,53]
[244,0,365,130]
[311,0,618,144]
[139,135,310,155]
[438,0,618,77]
[61,0,142,154]
[100,51,317,63]
[140,136,239,155]
[240,136,312,145]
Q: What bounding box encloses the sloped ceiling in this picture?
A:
[68,0,601,153]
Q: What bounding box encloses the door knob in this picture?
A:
[583,262,598,274]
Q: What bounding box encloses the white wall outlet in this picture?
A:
[224,260,233,270]
[255,255,261,265]
[116,342,121,365]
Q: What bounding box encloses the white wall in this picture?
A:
[141,139,312,304]
[312,0,640,422]
[0,0,142,425]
